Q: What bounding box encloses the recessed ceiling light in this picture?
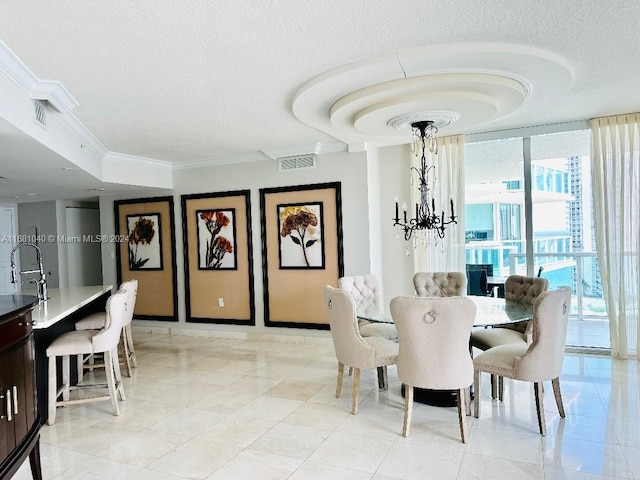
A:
[26,193,39,196]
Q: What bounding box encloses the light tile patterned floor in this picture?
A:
[14,332,640,479]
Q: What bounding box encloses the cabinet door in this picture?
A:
[10,339,33,442]
[0,350,16,461]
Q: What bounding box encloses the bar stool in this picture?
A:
[75,280,138,378]
[46,290,128,426]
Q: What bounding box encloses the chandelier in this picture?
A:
[392,120,457,244]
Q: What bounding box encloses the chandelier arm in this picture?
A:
[392,120,457,248]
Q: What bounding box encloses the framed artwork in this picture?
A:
[126,213,163,270]
[260,182,344,329]
[182,191,255,325]
[115,196,178,322]
[196,208,237,270]
[277,202,325,269]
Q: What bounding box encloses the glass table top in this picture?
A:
[357,295,533,327]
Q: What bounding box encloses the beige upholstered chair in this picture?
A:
[323,285,398,415]
[470,275,548,399]
[76,279,138,378]
[46,290,128,425]
[413,271,467,297]
[390,295,476,442]
[338,274,397,342]
[473,286,572,435]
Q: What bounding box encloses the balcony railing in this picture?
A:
[465,246,606,322]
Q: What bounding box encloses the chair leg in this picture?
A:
[402,384,413,437]
[551,377,565,418]
[104,351,121,417]
[377,366,388,390]
[533,381,546,435]
[490,374,497,399]
[473,370,480,418]
[498,376,504,401]
[336,362,344,398]
[351,368,360,415]
[457,388,468,443]
[111,347,126,401]
[464,387,471,416]
[47,356,57,426]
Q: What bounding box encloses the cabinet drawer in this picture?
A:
[0,310,33,350]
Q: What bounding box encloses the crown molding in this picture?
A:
[0,40,78,113]
[171,152,271,170]
[30,80,79,113]
[104,152,173,170]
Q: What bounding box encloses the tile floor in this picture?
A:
[14,331,640,480]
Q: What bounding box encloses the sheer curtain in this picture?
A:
[413,134,466,273]
[591,113,640,358]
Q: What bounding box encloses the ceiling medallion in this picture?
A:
[387,111,460,130]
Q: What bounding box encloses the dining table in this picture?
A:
[357,294,534,407]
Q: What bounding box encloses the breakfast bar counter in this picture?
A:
[31,285,113,330]
[28,285,113,426]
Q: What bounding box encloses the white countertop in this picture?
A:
[30,285,113,329]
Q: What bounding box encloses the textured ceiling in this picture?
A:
[0,0,639,167]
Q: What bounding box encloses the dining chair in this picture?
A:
[470,275,548,399]
[473,286,572,435]
[323,285,398,414]
[46,289,128,425]
[75,279,139,378]
[338,274,397,341]
[390,295,476,442]
[465,264,493,296]
[413,271,467,297]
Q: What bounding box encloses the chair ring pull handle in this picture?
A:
[328,299,332,309]
[423,311,436,324]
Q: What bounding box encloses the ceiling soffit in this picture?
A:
[292,43,573,146]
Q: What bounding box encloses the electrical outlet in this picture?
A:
[218,298,224,307]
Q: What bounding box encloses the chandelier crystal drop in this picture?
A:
[392,120,457,247]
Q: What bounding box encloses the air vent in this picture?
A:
[278,154,316,171]
[34,100,47,129]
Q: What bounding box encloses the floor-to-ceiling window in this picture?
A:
[464,128,609,351]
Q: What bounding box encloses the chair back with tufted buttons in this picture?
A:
[413,271,467,297]
[504,275,549,307]
[338,274,384,316]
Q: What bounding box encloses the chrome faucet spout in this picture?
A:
[10,242,48,302]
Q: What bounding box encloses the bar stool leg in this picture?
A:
[125,324,137,368]
[111,346,126,401]
[121,330,133,377]
[104,351,121,416]
[76,354,84,384]
[61,355,70,402]
[47,356,57,426]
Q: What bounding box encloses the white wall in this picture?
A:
[17,201,60,289]
[0,203,19,294]
[59,201,102,287]
[99,150,372,335]
[15,200,103,290]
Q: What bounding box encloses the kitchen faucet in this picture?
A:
[10,242,48,302]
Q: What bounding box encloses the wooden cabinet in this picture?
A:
[0,298,41,480]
